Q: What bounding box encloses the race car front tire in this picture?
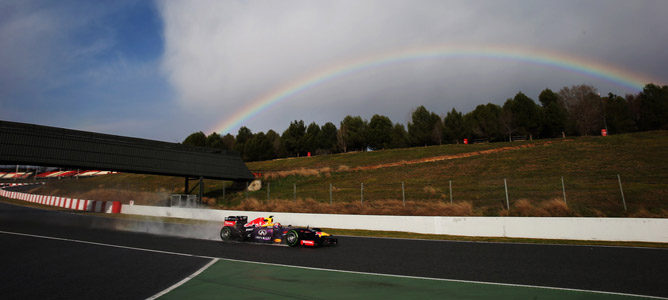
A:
[220,226,233,241]
[286,230,300,247]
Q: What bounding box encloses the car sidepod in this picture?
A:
[285,228,337,247]
[251,226,284,243]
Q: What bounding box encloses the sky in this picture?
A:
[1,0,667,142]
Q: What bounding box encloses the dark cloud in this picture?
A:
[2,1,666,141]
[158,0,668,136]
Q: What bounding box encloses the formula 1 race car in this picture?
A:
[219,215,337,247]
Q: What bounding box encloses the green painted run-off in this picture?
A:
[160,259,651,299]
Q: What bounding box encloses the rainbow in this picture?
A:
[212,44,657,134]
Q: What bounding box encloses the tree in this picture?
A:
[266,130,284,158]
[339,115,367,152]
[304,122,321,154]
[558,85,602,136]
[538,88,559,107]
[221,133,236,151]
[637,83,668,131]
[604,93,636,134]
[205,132,223,149]
[431,117,444,145]
[319,122,338,154]
[506,92,542,138]
[499,101,516,142]
[281,120,306,156]
[408,106,441,146]
[389,123,409,148]
[367,114,393,150]
[539,88,568,138]
[244,132,274,161]
[234,127,253,155]
[464,103,502,141]
[443,108,466,144]
[182,131,206,147]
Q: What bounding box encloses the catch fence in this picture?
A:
[234,172,667,217]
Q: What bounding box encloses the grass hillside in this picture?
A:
[23,131,668,217]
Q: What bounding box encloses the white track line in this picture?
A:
[1,230,665,299]
[0,230,215,259]
[217,257,667,300]
[146,258,219,300]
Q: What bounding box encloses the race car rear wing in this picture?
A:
[224,216,248,227]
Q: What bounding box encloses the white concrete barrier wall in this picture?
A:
[120,205,668,243]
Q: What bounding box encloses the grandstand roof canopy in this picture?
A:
[0,120,253,181]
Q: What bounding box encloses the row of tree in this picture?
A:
[183,83,668,161]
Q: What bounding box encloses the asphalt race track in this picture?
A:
[1,201,667,299]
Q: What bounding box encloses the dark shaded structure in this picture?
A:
[0,120,253,183]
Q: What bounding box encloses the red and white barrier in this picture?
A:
[0,182,44,188]
[0,189,121,213]
[34,170,115,178]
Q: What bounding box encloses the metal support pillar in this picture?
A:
[198,176,203,205]
[184,176,204,204]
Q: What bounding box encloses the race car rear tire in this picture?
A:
[220,226,233,241]
[286,230,300,247]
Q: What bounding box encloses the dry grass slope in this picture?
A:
[24,131,668,217]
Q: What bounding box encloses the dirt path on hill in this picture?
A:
[264,140,565,179]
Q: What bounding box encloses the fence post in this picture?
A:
[293,183,296,201]
[617,174,627,211]
[504,178,510,210]
[267,182,270,201]
[361,183,364,205]
[561,176,567,206]
[401,182,405,207]
[449,180,453,204]
[329,183,333,205]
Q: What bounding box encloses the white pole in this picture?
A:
[293,183,296,201]
[361,183,364,205]
[504,178,510,210]
[401,182,405,207]
[449,180,453,204]
[329,183,332,205]
[561,176,567,206]
[618,174,627,211]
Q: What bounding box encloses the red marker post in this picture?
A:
[601,129,607,136]
[463,139,468,144]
